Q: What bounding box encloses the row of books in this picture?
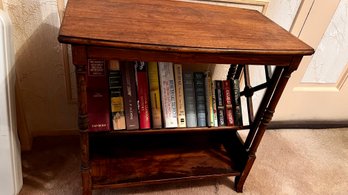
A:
[86,59,243,131]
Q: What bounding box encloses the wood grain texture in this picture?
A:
[91,126,246,135]
[58,0,314,55]
[89,132,246,188]
[85,46,296,65]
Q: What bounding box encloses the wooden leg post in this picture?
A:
[80,131,92,195]
[235,153,256,192]
[75,60,92,195]
[237,57,302,192]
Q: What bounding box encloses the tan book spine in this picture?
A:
[205,72,214,127]
[174,64,186,127]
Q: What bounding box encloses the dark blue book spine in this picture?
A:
[194,72,206,127]
[183,73,197,127]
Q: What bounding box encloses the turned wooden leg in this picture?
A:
[81,168,92,195]
[80,131,92,195]
[234,154,256,192]
[74,58,92,195]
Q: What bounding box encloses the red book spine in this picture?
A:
[135,61,151,129]
[87,59,110,131]
[222,80,235,126]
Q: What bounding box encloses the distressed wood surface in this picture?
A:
[89,132,245,189]
[58,0,314,55]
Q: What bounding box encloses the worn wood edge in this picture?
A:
[29,120,348,138]
[269,120,348,129]
[58,36,314,56]
[86,46,295,65]
[29,127,244,137]
[29,126,246,137]
[93,126,248,135]
[92,173,240,189]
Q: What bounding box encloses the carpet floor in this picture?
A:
[19,129,348,195]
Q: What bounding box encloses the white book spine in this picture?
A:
[158,62,178,128]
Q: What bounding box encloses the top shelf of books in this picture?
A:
[58,0,314,56]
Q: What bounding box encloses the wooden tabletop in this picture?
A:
[58,0,314,55]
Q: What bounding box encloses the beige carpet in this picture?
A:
[19,129,348,195]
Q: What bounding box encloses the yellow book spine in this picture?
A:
[148,62,162,128]
[111,96,126,130]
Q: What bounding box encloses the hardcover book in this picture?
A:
[183,72,197,127]
[148,62,162,128]
[223,80,235,126]
[87,59,110,131]
[215,81,225,126]
[109,60,126,130]
[205,72,214,127]
[135,61,151,129]
[212,80,218,127]
[231,79,243,126]
[194,72,207,127]
[120,61,139,130]
[158,62,177,128]
[174,64,186,127]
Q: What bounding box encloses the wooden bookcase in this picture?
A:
[58,0,314,194]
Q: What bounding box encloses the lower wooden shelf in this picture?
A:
[89,132,247,189]
[89,126,249,135]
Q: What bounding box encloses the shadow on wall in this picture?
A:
[8,5,77,142]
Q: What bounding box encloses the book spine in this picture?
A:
[148,62,162,128]
[183,73,197,127]
[231,79,243,126]
[223,80,235,126]
[158,62,177,128]
[212,81,218,127]
[194,72,207,127]
[215,81,225,126]
[109,60,126,130]
[120,61,139,130]
[205,72,214,127]
[135,61,151,129]
[174,64,186,127]
[87,59,110,131]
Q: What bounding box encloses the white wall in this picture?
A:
[0,10,22,195]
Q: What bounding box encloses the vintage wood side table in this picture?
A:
[58,0,314,194]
